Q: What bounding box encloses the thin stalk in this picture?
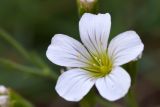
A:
[123,61,139,107]
[123,61,138,85]
[125,87,139,107]
[79,89,96,107]
[0,58,58,80]
[0,29,59,80]
[29,52,50,69]
[0,29,31,63]
[95,96,117,107]
[0,29,48,69]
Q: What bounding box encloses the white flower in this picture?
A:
[46,13,144,102]
[0,96,9,107]
[80,0,95,3]
[0,85,9,107]
[0,85,8,95]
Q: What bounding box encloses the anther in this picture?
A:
[98,59,103,65]
[94,57,98,60]
[93,64,96,66]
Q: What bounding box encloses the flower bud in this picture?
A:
[77,0,98,16]
[0,96,9,107]
[0,85,9,107]
[0,86,8,95]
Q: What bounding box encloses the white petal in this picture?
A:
[133,52,142,61]
[0,86,8,94]
[96,67,131,101]
[79,13,111,56]
[0,96,8,106]
[55,69,95,102]
[80,0,95,3]
[46,34,92,67]
[108,31,144,66]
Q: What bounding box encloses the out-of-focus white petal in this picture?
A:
[46,34,92,67]
[55,69,95,102]
[80,0,95,3]
[96,67,131,101]
[0,96,9,107]
[79,13,111,56]
[108,31,144,66]
[0,86,8,94]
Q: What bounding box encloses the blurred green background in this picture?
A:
[0,0,160,107]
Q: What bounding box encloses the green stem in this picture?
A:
[0,29,48,69]
[0,28,59,80]
[29,52,48,68]
[95,96,117,107]
[123,61,138,85]
[125,87,139,107]
[123,61,139,107]
[0,29,31,63]
[79,89,96,107]
[0,58,58,80]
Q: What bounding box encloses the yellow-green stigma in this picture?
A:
[84,53,112,78]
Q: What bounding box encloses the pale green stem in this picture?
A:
[0,29,31,63]
[125,86,139,107]
[29,52,51,69]
[123,61,138,85]
[95,96,117,107]
[0,29,46,68]
[123,61,139,107]
[0,29,58,80]
[0,58,58,80]
[79,89,96,107]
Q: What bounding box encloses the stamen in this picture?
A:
[98,59,102,65]
[94,56,98,60]
[93,64,96,66]
[85,52,113,78]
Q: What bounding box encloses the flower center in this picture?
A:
[84,53,112,78]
